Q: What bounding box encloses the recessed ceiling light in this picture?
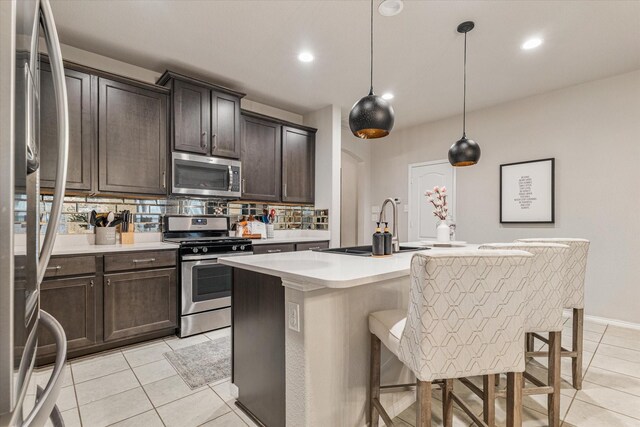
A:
[378,0,404,17]
[381,92,394,100]
[297,52,314,63]
[521,37,543,50]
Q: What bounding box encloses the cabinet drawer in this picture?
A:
[252,243,295,255]
[45,256,97,278]
[104,250,176,272]
[295,241,329,251]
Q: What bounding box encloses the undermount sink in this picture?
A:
[316,245,428,257]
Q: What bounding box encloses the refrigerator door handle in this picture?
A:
[21,311,67,427]
[37,0,69,284]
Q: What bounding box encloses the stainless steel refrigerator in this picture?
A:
[1,0,70,425]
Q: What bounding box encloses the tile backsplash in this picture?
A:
[14,195,329,235]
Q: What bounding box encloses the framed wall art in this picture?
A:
[500,158,555,223]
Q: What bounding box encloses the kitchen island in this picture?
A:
[220,244,477,427]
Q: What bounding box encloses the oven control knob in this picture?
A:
[240,245,246,250]
[232,245,238,251]
[202,247,208,253]
[192,247,198,254]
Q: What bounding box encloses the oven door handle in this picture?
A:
[227,165,233,192]
[181,252,254,262]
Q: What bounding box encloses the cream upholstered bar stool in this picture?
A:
[368,250,533,427]
[516,238,590,390]
[477,242,569,427]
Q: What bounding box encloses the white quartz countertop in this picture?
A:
[14,233,178,256]
[250,237,330,245]
[219,243,481,289]
[49,241,179,255]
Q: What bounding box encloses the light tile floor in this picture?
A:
[392,316,640,426]
[26,317,640,426]
[26,327,259,427]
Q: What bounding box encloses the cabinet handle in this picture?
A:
[46,266,62,271]
[106,279,110,286]
[308,247,321,250]
[267,249,282,253]
[212,133,217,152]
[201,131,208,149]
[283,183,287,198]
[89,280,94,288]
[162,171,166,189]
[132,258,156,264]
[242,178,246,193]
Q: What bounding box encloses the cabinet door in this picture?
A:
[104,268,176,342]
[98,78,168,195]
[173,79,211,154]
[38,276,97,356]
[240,115,281,201]
[39,64,93,191]
[211,90,241,159]
[282,126,315,203]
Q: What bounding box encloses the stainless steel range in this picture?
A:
[163,215,252,337]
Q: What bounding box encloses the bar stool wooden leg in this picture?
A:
[526,332,535,353]
[442,379,453,427]
[483,375,496,426]
[548,331,562,427]
[417,380,432,427]
[572,308,584,390]
[369,334,381,427]
[506,372,523,427]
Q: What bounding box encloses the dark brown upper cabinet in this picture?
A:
[98,78,168,196]
[158,71,244,159]
[240,113,282,202]
[39,62,93,191]
[282,126,315,204]
[211,90,241,158]
[172,79,211,155]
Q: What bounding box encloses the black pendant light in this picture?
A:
[349,0,395,139]
[448,21,481,167]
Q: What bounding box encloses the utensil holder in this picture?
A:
[120,231,135,245]
[95,227,116,245]
[266,224,274,239]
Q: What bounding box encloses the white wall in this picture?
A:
[341,127,373,245]
[304,106,341,247]
[56,42,302,124]
[370,69,640,324]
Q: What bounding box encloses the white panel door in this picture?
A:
[408,161,455,242]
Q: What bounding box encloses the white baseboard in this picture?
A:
[563,309,640,331]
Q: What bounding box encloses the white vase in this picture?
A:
[436,220,450,243]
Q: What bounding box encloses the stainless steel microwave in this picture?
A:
[171,152,241,198]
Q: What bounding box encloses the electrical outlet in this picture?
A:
[371,214,378,222]
[371,205,380,214]
[404,204,409,212]
[287,301,300,332]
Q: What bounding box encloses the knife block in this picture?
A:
[120,231,135,245]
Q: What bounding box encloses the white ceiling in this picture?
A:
[50,0,640,130]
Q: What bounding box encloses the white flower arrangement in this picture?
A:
[425,186,448,221]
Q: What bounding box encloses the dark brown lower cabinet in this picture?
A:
[232,269,285,427]
[38,276,97,355]
[104,268,177,342]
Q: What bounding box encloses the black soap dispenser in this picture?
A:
[372,222,384,257]
[383,222,393,255]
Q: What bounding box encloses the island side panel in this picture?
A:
[232,268,286,427]
[284,276,415,427]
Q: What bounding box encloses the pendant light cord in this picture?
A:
[369,0,374,95]
[462,31,467,137]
